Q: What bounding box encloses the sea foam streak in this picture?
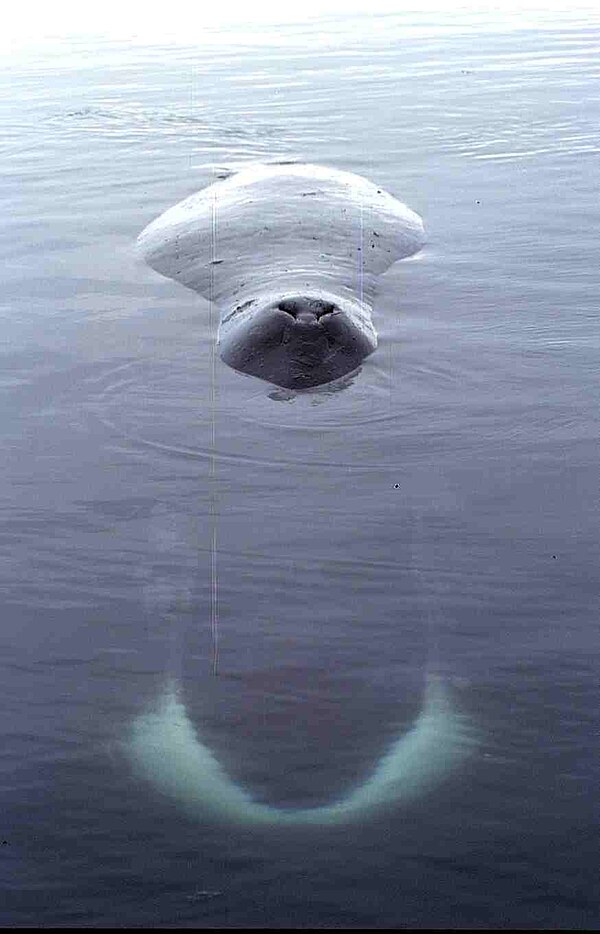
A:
[127,676,477,826]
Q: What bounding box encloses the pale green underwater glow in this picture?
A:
[127,677,478,826]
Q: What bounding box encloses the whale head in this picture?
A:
[136,163,425,389]
[218,289,377,389]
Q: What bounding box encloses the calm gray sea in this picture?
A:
[1,7,599,928]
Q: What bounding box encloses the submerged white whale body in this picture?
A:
[137,163,425,388]
[128,676,476,827]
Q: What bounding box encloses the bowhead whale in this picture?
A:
[137,163,425,388]
[128,166,476,827]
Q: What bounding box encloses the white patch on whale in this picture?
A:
[127,675,476,827]
[137,163,425,388]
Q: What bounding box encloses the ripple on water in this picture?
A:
[79,350,421,471]
[236,361,396,431]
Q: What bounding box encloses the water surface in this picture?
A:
[1,6,599,927]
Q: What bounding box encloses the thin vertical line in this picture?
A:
[211,524,218,675]
[209,175,219,676]
[359,196,364,306]
[389,332,393,412]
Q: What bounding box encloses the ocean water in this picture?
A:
[2,5,599,927]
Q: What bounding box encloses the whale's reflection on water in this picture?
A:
[127,675,477,827]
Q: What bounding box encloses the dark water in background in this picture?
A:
[1,6,599,927]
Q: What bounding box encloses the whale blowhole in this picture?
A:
[137,163,426,389]
[277,298,336,319]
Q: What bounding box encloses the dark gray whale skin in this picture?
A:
[137,163,425,389]
[218,289,378,389]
